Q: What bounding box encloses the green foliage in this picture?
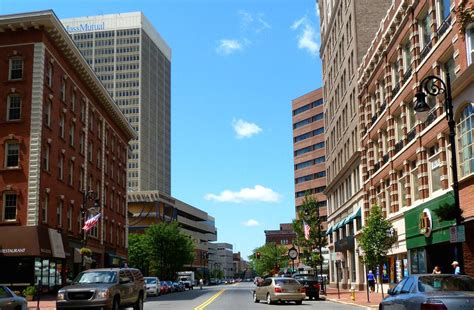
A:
[434,203,461,221]
[128,222,195,279]
[359,205,397,270]
[249,243,288,276]
[22,286,36,297]
[79,247,92,256]
[211,268,224,279]
[292,194,328,270]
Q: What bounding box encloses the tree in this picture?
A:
[249,243,288,276]
[359,205,397,296]
[128,233,151,275]
[128,222,195,280]
[292,194,327,273]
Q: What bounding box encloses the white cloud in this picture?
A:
[239,10,271,33]
[216,39,244,55]
[242,219,260,227]
[204,185,281,203]
[315,3,320,17]
[232,118,262,138]
[239,10,254,28]
[291,16,319,57]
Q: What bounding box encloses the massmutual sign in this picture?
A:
[65,22,105,33]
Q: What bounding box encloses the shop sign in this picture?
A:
[450,225,466,243]
[0,248,26,254]
[419,208,432,237]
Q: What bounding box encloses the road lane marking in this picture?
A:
[193,289,225,310]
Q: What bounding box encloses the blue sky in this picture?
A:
[0,0,323,259]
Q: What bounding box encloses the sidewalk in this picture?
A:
[322,286,384,309]
[27,294,56,310]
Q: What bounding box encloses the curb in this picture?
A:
[325,297,379,309]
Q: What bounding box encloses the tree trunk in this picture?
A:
[379,264,384,298]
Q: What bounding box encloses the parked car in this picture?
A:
[160,281,170,295]
[0,285,28,310]
[292,273,320,300]
[144,277,160,296]
[56,268,145,310]
[253,277,306,305]
[380,274,474,310]
[166,281,176,293]
[173,282,185,292]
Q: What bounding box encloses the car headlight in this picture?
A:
[97,288,110,299]
[57,290,65,301]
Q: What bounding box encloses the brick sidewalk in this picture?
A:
[27,295,56,310]
[322,286,385,309]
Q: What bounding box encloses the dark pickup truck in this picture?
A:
[292,274,320,300]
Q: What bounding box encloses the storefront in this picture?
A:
[0,226,67,291]
[405,191,457,275]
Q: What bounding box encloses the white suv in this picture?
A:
[144,277,161,296]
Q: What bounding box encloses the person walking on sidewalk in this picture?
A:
[367,270,375,292]
[452,261,461,275]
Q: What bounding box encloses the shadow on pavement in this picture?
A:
[145,289,212,301]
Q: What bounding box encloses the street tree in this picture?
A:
[249,243,288,276]
[128,233,151,275]
[359,204,397,296]
[292,194,327,274]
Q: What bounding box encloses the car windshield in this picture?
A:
[419,276,474,292]
[73,271,117,284]
[146,278,157,284]
[275,279,299,285]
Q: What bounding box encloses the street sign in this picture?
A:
[450,225,466,243]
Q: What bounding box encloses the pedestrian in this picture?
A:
[199,278,204,289]
[367,270,375,292]
[452,261,461,275]
[432,266,441,274]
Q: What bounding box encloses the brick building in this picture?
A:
[0,10,135,290]
[264,223,301,270]
[358,0,474,279]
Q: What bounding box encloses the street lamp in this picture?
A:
[80,189,99,270]
[414,73,463,270]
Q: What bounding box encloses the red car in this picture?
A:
[160,281,170,294]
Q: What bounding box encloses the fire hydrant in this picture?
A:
[350,285,356,301]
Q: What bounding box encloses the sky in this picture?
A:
[0,0,323,259]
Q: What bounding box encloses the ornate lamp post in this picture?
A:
[414,73,463,270]
[80,189,99,270]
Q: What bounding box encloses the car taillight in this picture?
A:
[421,300,447,310]
[274,287,282,293]
[314,283,320,289]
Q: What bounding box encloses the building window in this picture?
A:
[71,90,76,112]
[444,55,456,80]
[79,168,84,192]
[60,78,66,102]
[42,193,49,224]
[9,58,23,80]
[68,160,74,186]
[7,94,21,121]
[79,133,84,154]
[45,100,52,127]
[403,41,412,73]
[398,170,407,208]
[46,62,53,87]
[69,123,75,146]
[97,149,101,167]
[59,113,65,139]
[3,193,17,221]
[43,144,50,171]
[88,142,93,162]
[5,141,19,168]
[58,155,64,180]
[80,100,86,122]
[457,103,474,177]
[420,14,432,49]
[428,146,442,193]
[410,161,420,202]
[467,25,474,66]
[439,0,451,22]
[57,199,63,227]
[67,204,73,231]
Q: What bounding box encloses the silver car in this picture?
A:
[253,277,306,305]
[380,274,474,310]
[144,277,161,296]
[0,285,28,310]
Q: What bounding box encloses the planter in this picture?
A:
[25,295,33,301]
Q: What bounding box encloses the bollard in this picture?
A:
[350,284,356,301]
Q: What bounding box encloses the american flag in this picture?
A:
[303,220,311,240]
[83,213,101,232]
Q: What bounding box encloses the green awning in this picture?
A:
[343,207,362,225]
[325,226,333,235]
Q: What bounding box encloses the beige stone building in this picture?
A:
[317,0,392,289]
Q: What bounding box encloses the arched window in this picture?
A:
[457,103,474,177]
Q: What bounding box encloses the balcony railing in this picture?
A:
[391,82,401,98]
[394,139,404,154]
[437,15,452,38]
[407,127,417,141]
[420,41,433,62]
[423,108,438,128]
[402,67,412,84]
[382,153,389,165]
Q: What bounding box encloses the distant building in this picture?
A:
[62,12,171,194]
[264,223,301,270]
[208,243,233,279]
[0,10,136,290]
[127,191,217,275]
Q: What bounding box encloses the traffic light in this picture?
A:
[256,252,261,259]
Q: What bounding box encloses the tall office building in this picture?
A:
[62,12,171,194]
[317,0,390,290]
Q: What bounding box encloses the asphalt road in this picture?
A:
[144,282,362,309]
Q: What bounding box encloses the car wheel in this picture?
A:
[266,293,272,305]
[111,296,120,310]
[253,291,260,303]
[133,293,144,310]
[295,300,303,305]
